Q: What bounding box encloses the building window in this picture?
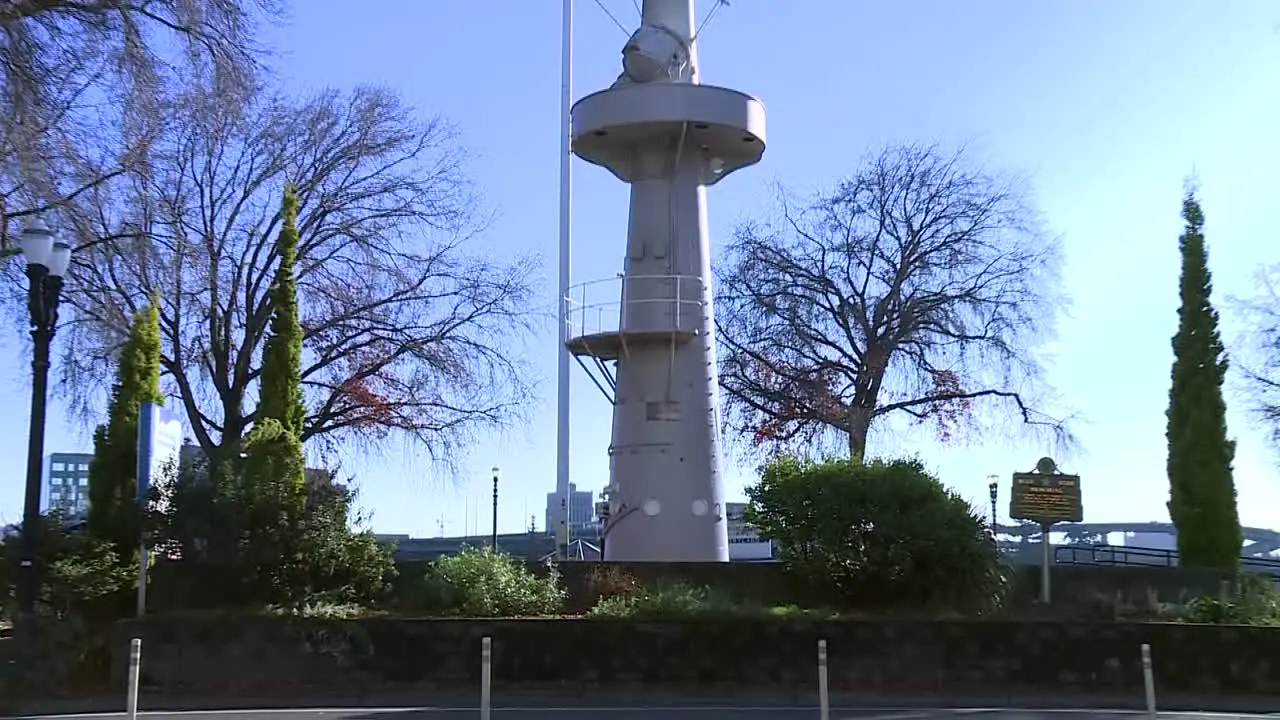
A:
[52,463,64,471]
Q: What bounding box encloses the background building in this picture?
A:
[46,451,93,518]
[544,483,595,534]
[725,502,774,561]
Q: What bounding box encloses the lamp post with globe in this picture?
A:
[11,219,73,653]
[491,466,500,551]
[987,474,999,529]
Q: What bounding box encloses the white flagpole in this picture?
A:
[555,0,574,560]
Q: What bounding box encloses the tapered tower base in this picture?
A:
[565,0,766,562]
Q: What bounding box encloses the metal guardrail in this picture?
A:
[1054,543,1280,573]
[562,274,705,341]
[1055,544,1178,567]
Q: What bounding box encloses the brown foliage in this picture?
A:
[585,565,641,603]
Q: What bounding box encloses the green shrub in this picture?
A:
[590,582,737,618]
[746,455,1009,613]
[1181,575,1280,625]
[265,599,369,619]
[588,582,842,619]
[424,547,564,617]
[1,515,135,624]
[148,462,395,610]
[0,520,131,702]
[43,537,136,622]
[1184,596,1241,624]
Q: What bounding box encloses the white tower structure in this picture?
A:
[564,0,766,561]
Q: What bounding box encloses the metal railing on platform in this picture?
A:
[562,274,705,342]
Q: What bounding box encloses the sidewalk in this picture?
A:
[6,687,1280,717]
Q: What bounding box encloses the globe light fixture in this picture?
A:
[622,23,689,83]
[48,241,73,278]
[18,220,55,268]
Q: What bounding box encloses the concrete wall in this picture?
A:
[112,615,1280,696]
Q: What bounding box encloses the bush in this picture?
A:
[589,582,740,619]
[1182,575,1280,626]
[0,514,135,624]
[0,517,132,702]
[423,547,564,617]
[585,565,641,604]
[43,537,136,622]
[588,582,842,619]
[746,456,1008,612]
[147,460,395,610]
[293,480,396,606]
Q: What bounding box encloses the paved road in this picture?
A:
[13,708,1280,720]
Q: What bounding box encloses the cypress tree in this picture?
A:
[236,184,308,600]
[258,183,306,442]
[242,183,306,494]
[1166,189,1242,570]
[87,302,163,554]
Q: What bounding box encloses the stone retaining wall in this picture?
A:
[112,617,1280,696]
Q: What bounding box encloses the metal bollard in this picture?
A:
[818,639,829,720]
[480,636,492,720]
[1141,643,1156,720]
[126,638,142,720]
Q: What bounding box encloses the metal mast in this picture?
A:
[554,0,574,559]
[564,0,767,561]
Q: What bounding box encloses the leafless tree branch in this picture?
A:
[0,0,281,240]
[1230,264,1280,453]
[715,142,1073,461]
[26,81,540,468]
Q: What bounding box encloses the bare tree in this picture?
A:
[1233,265,1280,448]
[45,82,540,464]
[715,143,1070,461]
[0,0,279,241]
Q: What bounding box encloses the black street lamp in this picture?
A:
[490,466,499,551]
[13,219,72,654]
[987,474,999,530]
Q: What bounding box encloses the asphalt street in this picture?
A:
[13,708,1280,720]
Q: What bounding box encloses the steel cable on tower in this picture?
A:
[693,0,729,42]
[592,0,630,35]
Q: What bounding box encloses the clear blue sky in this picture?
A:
[1,0,1279,538]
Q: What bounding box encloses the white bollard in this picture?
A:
[126,638,142,720]
[1141,643,1156,720]
[818,639,829,720]
[480,636,492,720]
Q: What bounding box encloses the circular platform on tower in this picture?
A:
[571,83,766,186]
[563,275,705,360]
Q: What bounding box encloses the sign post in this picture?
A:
[135,401,183,617]
[1008,457,1083,605]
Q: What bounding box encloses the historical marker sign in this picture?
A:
[1007,457,1082,607]
[1009,457,1083,524]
